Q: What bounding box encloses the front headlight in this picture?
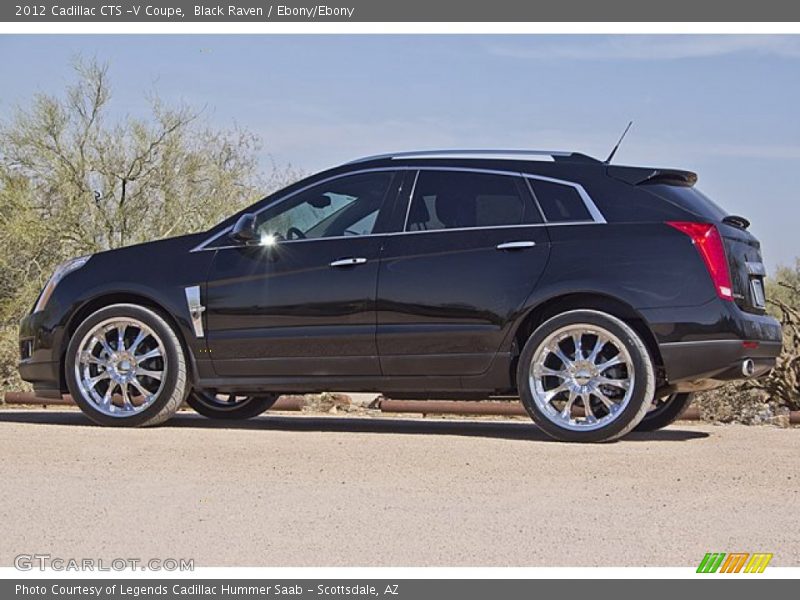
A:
[33,255,91,313]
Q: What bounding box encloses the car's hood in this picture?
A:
[90,231,208,260]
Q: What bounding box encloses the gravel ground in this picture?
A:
[0,408,797,567]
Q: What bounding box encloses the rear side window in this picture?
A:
[529,179,592,222]
[644,184,728,222]
[405,171,539,232]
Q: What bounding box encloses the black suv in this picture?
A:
[18,150,782,442]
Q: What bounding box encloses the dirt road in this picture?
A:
[0,408,797,567]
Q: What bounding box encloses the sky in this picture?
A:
[0,34,798,270]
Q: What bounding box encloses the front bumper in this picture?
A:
[18,310,64,398]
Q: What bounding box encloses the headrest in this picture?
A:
[435,193,475,228]
[408,196,431,226]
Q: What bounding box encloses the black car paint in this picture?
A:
[18,155,783,400]
[18,233,214,396]
[206,235,384,377]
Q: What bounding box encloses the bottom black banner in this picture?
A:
[2,579,793,600]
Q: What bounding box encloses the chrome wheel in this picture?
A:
[74,317,167,417]
[529,324,634,432]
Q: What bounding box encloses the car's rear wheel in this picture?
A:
[517,309,656,443]
[187,391,278,420]
[634,392,694,432]
[65,303,187,427]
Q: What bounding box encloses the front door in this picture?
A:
[376,169,551,376]
[205,170,400,378]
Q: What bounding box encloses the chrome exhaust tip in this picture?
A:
[742,358,755,377]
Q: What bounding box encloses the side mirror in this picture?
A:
[229,213,258,245]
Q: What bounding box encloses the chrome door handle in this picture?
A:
[329,257,368,267]
[496,241,536,250]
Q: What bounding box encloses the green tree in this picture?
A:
[0,58,300,395]
[767,259,800,308]
[753,263,800,408]
[696,262,800,421]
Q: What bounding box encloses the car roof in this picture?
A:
[337,150,606,179]
[338,150,696,185]
[347,149,602,166]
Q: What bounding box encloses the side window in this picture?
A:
[405,171,537,232]
[528,179,592,222]
[256,172,393,240]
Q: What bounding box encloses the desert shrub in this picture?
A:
[0,57,300,400]
[695,262,800,422]
[695,387,790,425]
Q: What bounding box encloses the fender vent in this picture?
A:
[184,285,206,338]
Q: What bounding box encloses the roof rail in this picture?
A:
[347,149,600,164]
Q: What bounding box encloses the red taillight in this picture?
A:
[666,221,733,301]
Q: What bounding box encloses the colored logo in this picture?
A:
[697,552,773,573]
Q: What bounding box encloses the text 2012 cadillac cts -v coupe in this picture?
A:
[19,149,783,442]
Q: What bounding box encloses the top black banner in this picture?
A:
[3,0,800,22]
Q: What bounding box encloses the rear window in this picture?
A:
[644,184,728,222]
[528,179,592,222]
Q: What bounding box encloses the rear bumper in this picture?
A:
[658,339,781,391]
[643,299,782,391]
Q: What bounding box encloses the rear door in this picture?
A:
[376,168,551,376]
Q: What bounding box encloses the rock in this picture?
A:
[300,392,352,413]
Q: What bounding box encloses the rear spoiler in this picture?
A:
[607,165,698,187]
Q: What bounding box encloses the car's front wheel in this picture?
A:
[517,309,656,443]
[65,303,188,427]
[187,391,278,420]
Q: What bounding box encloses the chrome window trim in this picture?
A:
[192,227,232,252]
[399,167,606,233]
[388,221,602,237]
[190,167,403,252]
[202,233,391,252]
[191,165,606,252]
[192,220,608,253]
[525,178,548,223]
[522,173,607,224]
[401,170,421,233]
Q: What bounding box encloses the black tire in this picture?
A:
[517,309,656,443]
[65,303,188,427]
[634,392,694,432]
[187,391,278,420]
